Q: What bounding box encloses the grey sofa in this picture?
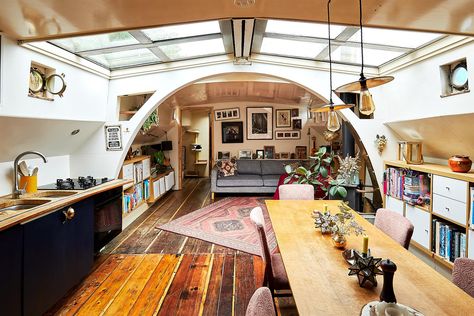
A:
[211,159,307,197]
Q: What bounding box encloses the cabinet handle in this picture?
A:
[63,207,75,223]
[445,186,450,190]
[425,229,429,233]
[445,207,450,211]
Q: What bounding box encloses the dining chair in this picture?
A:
[250,207,291,296]
[245,287,276,316]
[278,184,314,200]
[452,258,474,297]
[374,208,414,249]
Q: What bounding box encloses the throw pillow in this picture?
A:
[217,158,237,177]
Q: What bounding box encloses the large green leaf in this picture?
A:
[296,166,307,175]
[319,166,328,178]
[284,165,293,174]
[283,177,292,184]
[318,146,327,156]
[329,186,337,196]
[337,186,348,198]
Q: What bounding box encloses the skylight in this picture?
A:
[265,20,345,39]
[143,21,221,41]
[52,32,139,52]
[261,38,326,59]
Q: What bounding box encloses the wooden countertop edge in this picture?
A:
[0,179,132,232]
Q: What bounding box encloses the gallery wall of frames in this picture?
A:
[212,102,330,161]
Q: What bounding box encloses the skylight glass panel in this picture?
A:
[143,21,221,41]
[87,48,160,69]
[51,32,138,52]
[265,19,345,39]
[260,38,326,59]
[348,28,441,48]
[159,38,225,60]
[328,45,404,66]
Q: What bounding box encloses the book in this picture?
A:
[439,224,446,258]
[471,187,474,228]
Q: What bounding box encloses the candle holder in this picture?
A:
[347,250,383,288]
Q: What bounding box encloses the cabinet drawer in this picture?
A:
[432,193,467,225]
[405,205,430,249]
[432,175,467,203]
[385,195,404,216]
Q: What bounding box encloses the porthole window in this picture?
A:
[440,58,470,97]
[450,62,468,91]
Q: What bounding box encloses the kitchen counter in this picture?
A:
[0,179,131,232]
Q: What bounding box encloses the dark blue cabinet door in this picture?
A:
[23,198,94,316]
[0,225,23,316]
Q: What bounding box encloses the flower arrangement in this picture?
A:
[337,154,360,185]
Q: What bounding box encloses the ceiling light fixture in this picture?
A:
[334,0,394,116]
[311,0,354,132]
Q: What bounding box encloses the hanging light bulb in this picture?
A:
[327,109,340,132]
[359,80,375,115]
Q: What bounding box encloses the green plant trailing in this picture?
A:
[141,111,159,134]
[284,146,347,199]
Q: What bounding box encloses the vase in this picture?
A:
[331,233,347,249]
[448,155,472,173]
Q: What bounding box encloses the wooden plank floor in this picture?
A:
[47,178,297,316]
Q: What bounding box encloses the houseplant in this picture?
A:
[337,154,360,185]
[330,202,365,248]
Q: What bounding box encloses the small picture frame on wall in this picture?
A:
[295,146,308,159]
[222,121,243,143]
[239,149,252,159]
[215,108,240,121]
[280,152,290,159]
[275,130,301,140]
[292,119,302,130]
[275,109,291,128]
[256,149,264,159]
[291,108,299,117]
[274,153,281,159]
[264,146,275,159]
[217,151,231,160]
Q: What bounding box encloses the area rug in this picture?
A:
[158,197,277,256]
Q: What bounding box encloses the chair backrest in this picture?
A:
[374,208,414,249]
[453,258,474,297]
[278,184,314,200]
[245,287,276,316]
[250,207,273,280]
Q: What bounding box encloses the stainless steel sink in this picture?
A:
[34,191,78,198]
[0,199,51,213]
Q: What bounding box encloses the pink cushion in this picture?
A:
[246,287,276,316]
[453,258,474,297]
[271,253,290,290]
[374,208,414,249]
[278,184,314,200]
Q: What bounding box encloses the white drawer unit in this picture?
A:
[385,195,405,216]
[405,205,431,249]
[142,158,151,179]
[165,171,175,191]
[432,193,467,226]
[153,178,161,198]
[122,164,134,182]
[159,177,166,195]
[432,175,467,203]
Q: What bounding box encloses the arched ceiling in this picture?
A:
[2,0,474,41]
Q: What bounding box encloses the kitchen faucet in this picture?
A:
[12,151,48,198]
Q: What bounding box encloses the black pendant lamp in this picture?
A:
[335,0,394,116]
[311,0,354,132]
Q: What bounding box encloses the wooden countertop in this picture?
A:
[0,179,131,232]
[265,200,473,316]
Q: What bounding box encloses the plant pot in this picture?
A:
[448,155,472,173]
[331,233,347,249]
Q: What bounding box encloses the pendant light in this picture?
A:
[334,0,394,115]
[311,0,354,132]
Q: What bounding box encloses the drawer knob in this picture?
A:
[445,207,450,211]
[425,229,429,233]
[62,207,75,223]
[445,186,450,190]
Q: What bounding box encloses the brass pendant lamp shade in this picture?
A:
[334,0,394,116]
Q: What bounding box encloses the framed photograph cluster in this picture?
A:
[215,108,240,121]
[247,107,273,140]
[275,130,301,140]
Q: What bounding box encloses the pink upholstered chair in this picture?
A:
[245,287,276,316]
[278,184,314,200]
[374,208,414,249]
[250,207,291,295]
[453,258,474,297]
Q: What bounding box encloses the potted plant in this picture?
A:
[330,202,365,248]
[337,154,360,186]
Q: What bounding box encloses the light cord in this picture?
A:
[327,0,333,105]
[359,0,365,78]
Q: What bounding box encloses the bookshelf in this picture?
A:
[384,160,474,269]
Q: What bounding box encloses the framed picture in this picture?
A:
[256,149,264,159]
[215,108,240,121]
[239,149,252,159]
[274,153,281,159]
[104,125,123,151]
[247,107,273,140]
[292,119,302,130]
[275,109,291,128]
[222,121,243,143]
[264,146,275,159]
[280,152,290,159]
[291,108,299,117]
[217,151,230,160]
[295,146,308,159]
[275,130,301,140]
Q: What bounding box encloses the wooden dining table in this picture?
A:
[265,200,473,316]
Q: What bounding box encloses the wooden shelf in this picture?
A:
[410,240,455,269]
[120,110,138,115]
[195,160,208,165]
[385,160,474,182]
[432,212,466,229]
[123,155,151,165]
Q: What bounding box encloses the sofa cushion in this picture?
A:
[261,160,288,175]
[217,174,263,187]
[262,175,281,187]
[218,159,237,176]
[236,160,261,175]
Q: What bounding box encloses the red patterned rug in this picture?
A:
[158,197,277,256]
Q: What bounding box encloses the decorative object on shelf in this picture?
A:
[323,129,340,142]
[348,250,383,287]
[312,204,334,234]
[292,118,302,130]
[380,259,397,303]
[275,130,301,140]
[217,151,231,160]
[295,146,307,159]
[104,125,123,151]
[247,107,273,140]
[280,152,290,159]
[263,146,275,159]
[310,0,354,132]
[191,144,202,151]
[222,121,244,143]
[276,109,291,128]
[291,108,299,117]
[239,149,252,159]
[215,108,240,121]
[310,136,317,156]
[334,0,394,116]
[256,149,264,159]
[337,154,360,185]
[448,155,472,173]
[398,141,424,164]
[375,134,387,154]
[141,110,159,134]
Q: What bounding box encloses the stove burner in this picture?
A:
[56,178,75,190]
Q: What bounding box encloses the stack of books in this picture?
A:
[432,219,466,262]
[403,172,431,206]
[384,167,404,199]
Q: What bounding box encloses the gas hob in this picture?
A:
[38,176,111,190]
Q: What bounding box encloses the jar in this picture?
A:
[448,155,472,173]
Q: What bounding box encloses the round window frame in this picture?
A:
[450,62,468,91]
